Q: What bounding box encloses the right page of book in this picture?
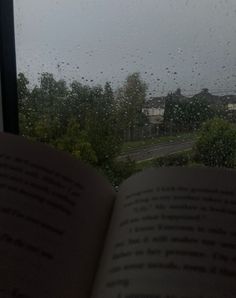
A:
[92,167,236,298]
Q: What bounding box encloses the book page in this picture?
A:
[0,133,115,298]
[92,167,236,298]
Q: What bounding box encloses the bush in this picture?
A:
[194,118,236,168]
[101,158,138,187]
[153,151,191,167]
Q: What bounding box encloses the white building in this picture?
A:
[142,97,165,124]
[227,103,236,111]
[142,107,165,124]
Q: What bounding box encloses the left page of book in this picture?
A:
[0,133,115,298]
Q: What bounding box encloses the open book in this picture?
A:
[0,133,236,298]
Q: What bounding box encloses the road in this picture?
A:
[119,140,195,162]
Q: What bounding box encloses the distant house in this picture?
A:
[142,97,165,124]
[227,103,236,111]
[222,95,236,111]
[193,88,220,106]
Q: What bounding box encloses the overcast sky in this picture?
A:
[14,0,236,96]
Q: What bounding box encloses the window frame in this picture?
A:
[0,0,18,134]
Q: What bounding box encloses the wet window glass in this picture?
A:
[14,0,236,185]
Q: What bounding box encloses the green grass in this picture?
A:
[135,159,155,171]
[135,148,194,172]
[122,132,198,153]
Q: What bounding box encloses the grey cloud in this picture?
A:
[14,0,236,96]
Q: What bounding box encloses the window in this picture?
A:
[13,0,236,185]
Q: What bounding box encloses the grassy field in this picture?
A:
[135,159,155,171]
[134,148,194,172]
[122,132,198,153]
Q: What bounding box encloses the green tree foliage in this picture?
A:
[66,80,123,166]
[153,151,191,167]
[102,158,137,187]
[68,81,92,127]
[17,72,37,137]
[117,73,148,140]
[54,118,97,164]
[17,72,30,100]
[86,82,123,166]
[17,72,126,183]
[164,89,214,133]
[18,73,70,138]
[194,118,236,167]
[18,71,236,183]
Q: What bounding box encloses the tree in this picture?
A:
[54,118,97,165]
[17,73,35,136]
[68,81,94,128]
[86,82,123,166]
[17,72,129,184]
[194,118,236,167]
[117,72,147,140]
[17,72,30,100]
[184,97,213,131]
[40,72,57,96]
[18,73,69,139]
[164,92,213,134]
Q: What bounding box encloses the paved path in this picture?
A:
[119,140,195,162]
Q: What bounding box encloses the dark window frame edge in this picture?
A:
[0,0,19,134]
